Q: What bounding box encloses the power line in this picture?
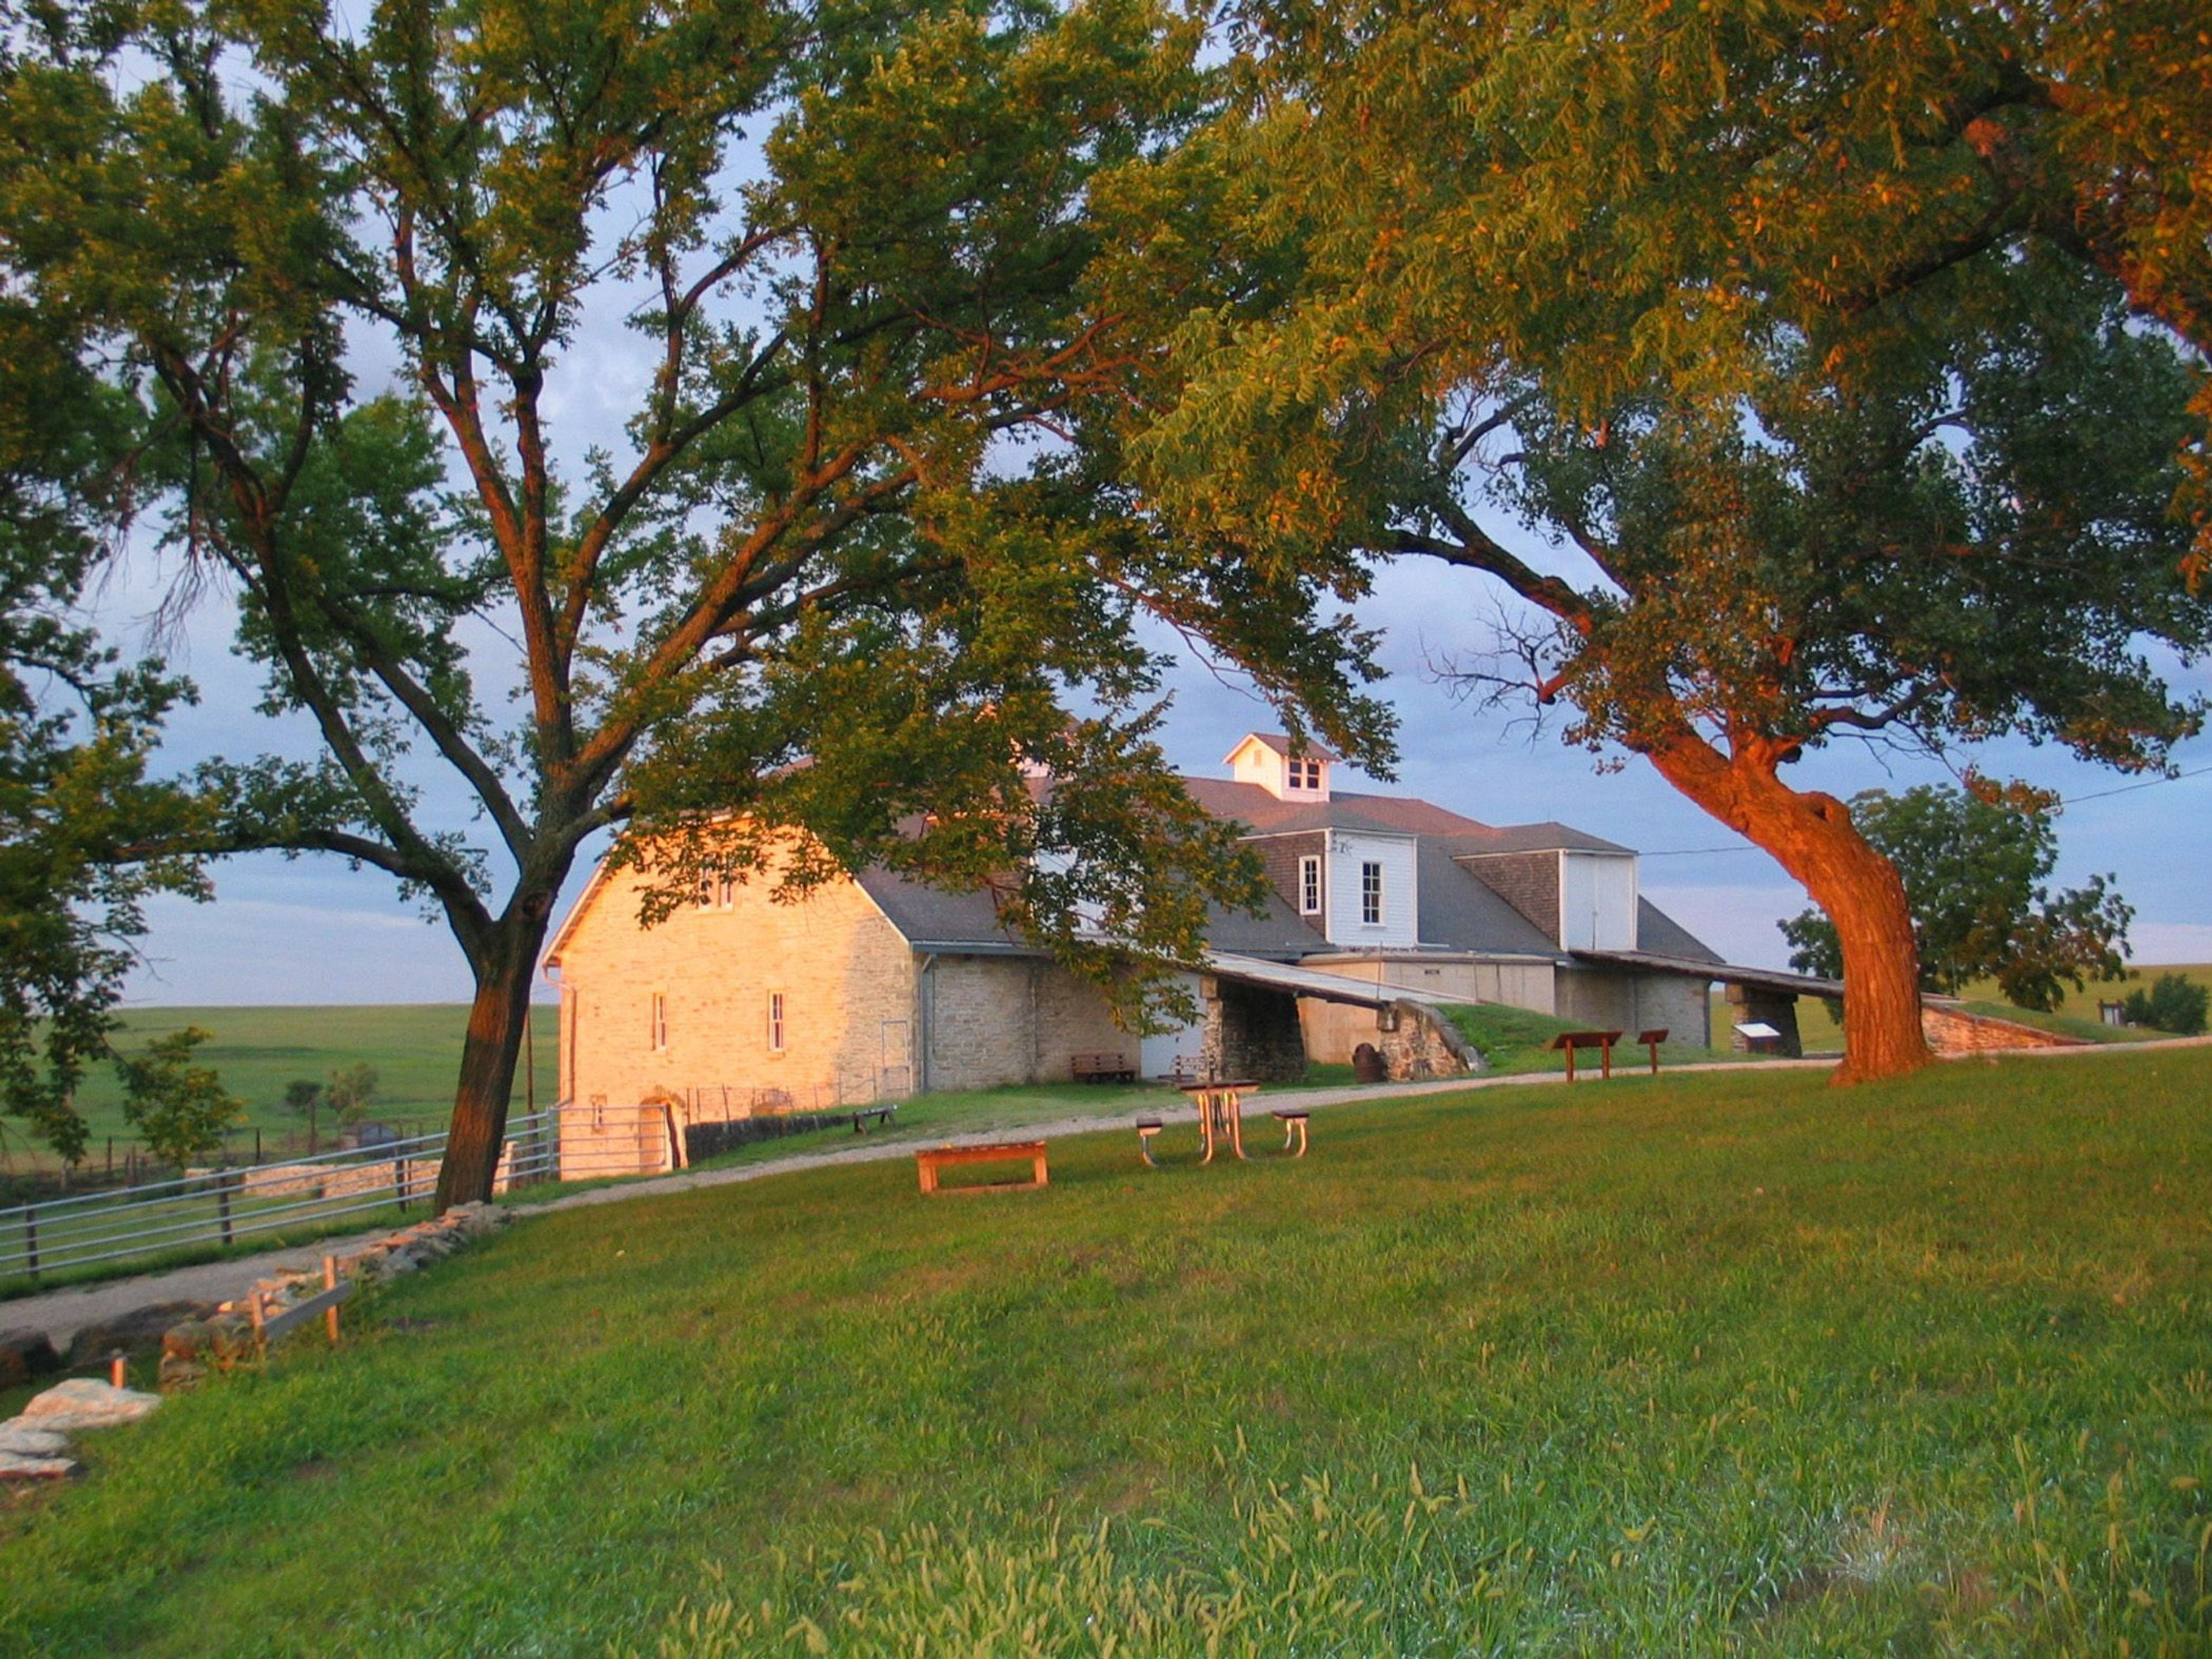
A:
[1637,763,2212,856]
[2056,762,2212,805]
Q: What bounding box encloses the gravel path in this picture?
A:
[13,1036,2200,1350]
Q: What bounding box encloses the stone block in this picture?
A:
[20,1378,162,1431]
[157,1354,206,1393]
[0,1450,81,1480]
[0,1419,69,1457]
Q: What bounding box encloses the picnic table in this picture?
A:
[1177,1079,1259,1162]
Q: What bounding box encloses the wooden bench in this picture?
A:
[1635,1028,1669,1075]
[1548,1029,1626,1082]
[849,1104,899,1133]
[915,1141,1048,1196]
[1135,1117,1165,1166]
[248,1256,355,1359]
[1269,1109,1310,1158]
[1071,1052,1136,1084]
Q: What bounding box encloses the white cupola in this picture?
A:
[1224,733,1335,802]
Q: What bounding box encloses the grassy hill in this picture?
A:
[1710,964,2212,1054]
[0,1005,558,1172]
[3,1047,2209,1654]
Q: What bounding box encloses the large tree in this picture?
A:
[1119,0,2212,1081]
[1778,783,2132,1013]
[0,0,1372,1205]
[0,300,206,1162]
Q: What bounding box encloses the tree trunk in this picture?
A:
[1643,732,1931,1084]
[434,904,555,1210]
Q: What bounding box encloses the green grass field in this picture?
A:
[1710,964,2211,1054]
[3,1046,2207,1654]
[0,1005,559,1174]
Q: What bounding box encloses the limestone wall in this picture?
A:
[1558,968,1709,1046]
[1199,979,1308,1082]
[921,956,1127,1092]
[1921,1005,2088,1054]
[553,846,917,1114]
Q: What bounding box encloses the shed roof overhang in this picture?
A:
[1568,948,1844,1000]
[1202,950,1459,1012]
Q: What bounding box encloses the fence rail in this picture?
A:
[0,1111,559,1286]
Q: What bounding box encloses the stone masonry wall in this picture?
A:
[1200,979,1309,1082]
[1375,1002,1479,1081]
[554,844,916,1115]
[1922,1005,2088,1054]
[922,956,1127,1093]
[1558,969,1711,1047]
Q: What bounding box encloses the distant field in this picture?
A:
[0,1005,558,1173]
[1710,963,2211,1053]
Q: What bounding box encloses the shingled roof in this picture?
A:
[854,868,1325,961]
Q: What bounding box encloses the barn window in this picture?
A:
[1298,855,1321,915]
[1287,757,1323,791]
[649,992,668,1051]
[1361,861,1384,926]
[717,872,736,910]
[767,991,786,1054]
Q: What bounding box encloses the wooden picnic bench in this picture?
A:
[1548,1029,1626,1082]
[915,1140,1049,1196]
[1635,1028,1669,1074]
[1071,1051,1136,1084]
[849,1104,899,1133]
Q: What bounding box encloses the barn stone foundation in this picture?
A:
[1199,979,1309,1082]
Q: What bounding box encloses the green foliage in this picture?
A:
[0,291,208,1162]
[113,1026,243,1168]
[2124,973,2210,1037]
[0,0,1383,1193]
[5,1051,2212,1652]
[324,1063,377,1130]
[1116,0,2211,1071]
[1780,785,2132,1010]
[281,1080,320,1116]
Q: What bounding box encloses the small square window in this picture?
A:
[767,991,786,1054]
[1298,854,1321,915]
[1287,757,1323,791]
[1361,861,1384,926]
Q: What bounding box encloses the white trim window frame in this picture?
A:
[1360,860,1384,926]
[767,990,786,1055]
[1298,854,1322,915]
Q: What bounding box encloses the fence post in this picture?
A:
[215,1172,236,1247]
[22,1206,37,1280]
[393,1148,408,1210]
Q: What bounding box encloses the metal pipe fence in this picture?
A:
[0,1111,560,1287]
